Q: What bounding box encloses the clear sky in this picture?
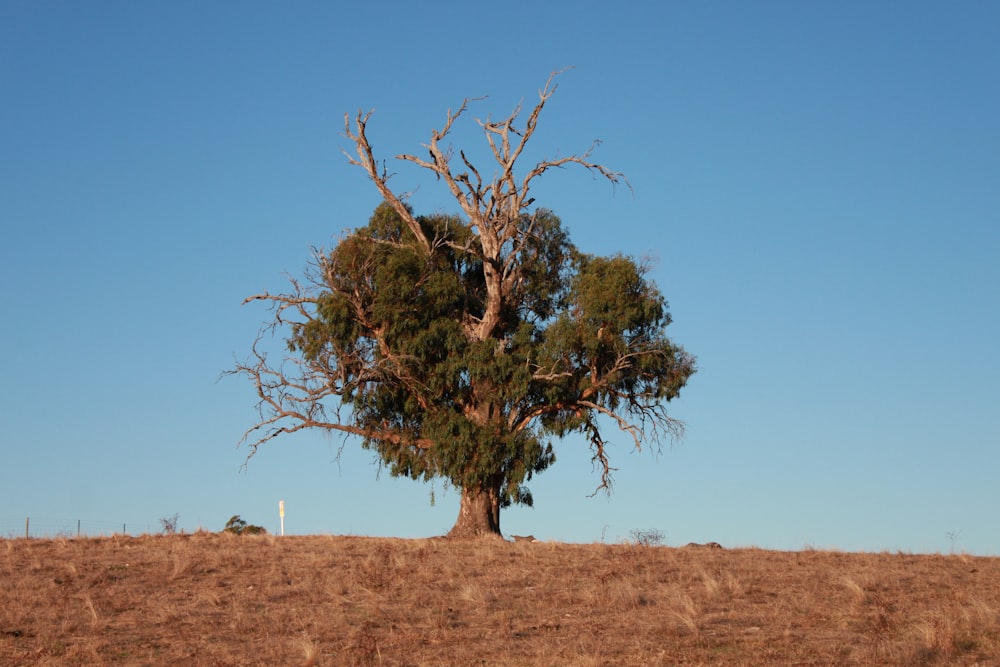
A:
[2,1,997,554]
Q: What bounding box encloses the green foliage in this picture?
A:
[223,515,266,536]
[286,202,694,507]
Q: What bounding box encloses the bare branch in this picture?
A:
[231,331,436,464]
[582,420,618,497]
[396,97,491,228]
[343,110,432,254]
[578,400,644,449]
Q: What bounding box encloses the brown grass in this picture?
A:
[1,533,998,665]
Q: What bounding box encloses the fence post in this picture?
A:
[77,519,81,538]
[25,516,29,539]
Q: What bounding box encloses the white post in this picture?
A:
[278,500,285,537]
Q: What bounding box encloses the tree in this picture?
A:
[232,73,695,538]
[223,515,267,535]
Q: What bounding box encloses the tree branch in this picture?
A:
[230,333,435,464]
[343,110,432,254]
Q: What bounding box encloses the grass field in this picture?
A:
[2,533,998,665]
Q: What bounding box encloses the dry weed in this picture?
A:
[722,570,744,597]
[670,593,701,639]
[80,594,99,626]
[699,567,721,598]
[294,633,320,666]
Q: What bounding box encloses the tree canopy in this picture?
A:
[233,73,695,537]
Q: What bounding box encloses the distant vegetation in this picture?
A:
[628,528,666,547]
[222,515,266,535]
[158,513,179,535]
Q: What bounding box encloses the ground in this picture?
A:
[2,533,999,665]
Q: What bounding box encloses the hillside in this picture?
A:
[2,533,998,665]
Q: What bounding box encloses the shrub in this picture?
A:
[629,528,665,547]
[223,515,267,535]
[160,513,180,535]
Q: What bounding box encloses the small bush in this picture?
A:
[159,513,180,535]
[223,515,267,535]
[629,528,665,547]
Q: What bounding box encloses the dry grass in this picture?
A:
[1,533,998,665]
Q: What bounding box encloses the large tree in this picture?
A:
[233,74,695,538]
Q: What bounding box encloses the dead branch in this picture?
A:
[343,110,432,254]
[232,335,436,461]
[348,70,627,334]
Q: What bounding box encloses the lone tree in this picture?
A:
[233,73,695,538]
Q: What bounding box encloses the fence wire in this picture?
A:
[0,517,155,539]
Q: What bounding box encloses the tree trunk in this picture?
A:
[447,484,503,538]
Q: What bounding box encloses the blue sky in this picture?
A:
[2,1,997,554]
